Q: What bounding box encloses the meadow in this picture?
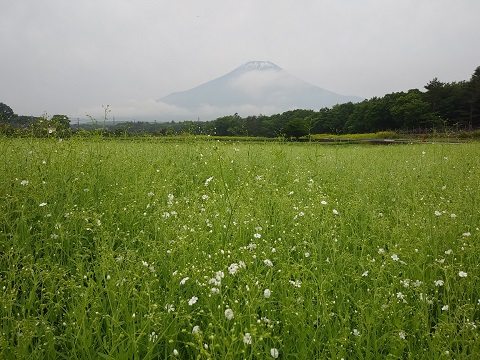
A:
[1,137,479,359]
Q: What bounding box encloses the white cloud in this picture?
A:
[229,71,302,99]
[78,99,192,121]
[77,99,282,122]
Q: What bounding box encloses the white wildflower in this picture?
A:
[215,271,224,281]
[224,308,234,320]
[149,331,158,342]
[243,332,252,345]
[188,296,198,306]
[264,289,271,298]
[396,292,407,303]
[270,348,279,358]
[204,176,214,186]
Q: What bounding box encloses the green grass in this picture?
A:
[1,137,479,359]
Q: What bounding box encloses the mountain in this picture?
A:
[157,61,362,119]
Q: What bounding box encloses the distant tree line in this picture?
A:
[0,104,71,137]
[2,66,479,138]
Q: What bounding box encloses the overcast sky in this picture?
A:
[2,0,480,121]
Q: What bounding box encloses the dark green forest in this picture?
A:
[2,66,479,138]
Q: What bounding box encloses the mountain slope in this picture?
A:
[158,61,362,117]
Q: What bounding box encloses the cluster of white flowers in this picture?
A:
[228,261,246,275]
[289,280,302,288]
[264,259,274,267]
[141,260,155,273]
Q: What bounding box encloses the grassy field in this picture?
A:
[1,137,479,359]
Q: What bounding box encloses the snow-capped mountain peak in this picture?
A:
[158,61,363,120]
[240,61,282,71]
